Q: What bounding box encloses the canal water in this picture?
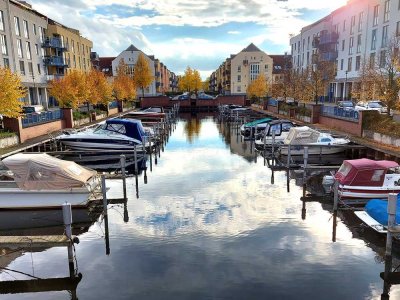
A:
[1,116,399,299]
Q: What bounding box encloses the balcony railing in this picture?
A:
[108,101,118,109]
[319,32,339,45]
[22,109,62,128]
[320,51,338,62]
[46,74,64,81]
[44,56,68,67]
[42,37,68,51]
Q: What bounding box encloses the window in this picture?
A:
[81,44,84,54]
[348,57,352,71]
[250,63,260,81]
[237,66,241,72]
[23,20,28,38]
[237,75,241,82]
[71,40,74,53]
[355,56,361,71]
[0,10,4,31]
[33,23,36,35]
[384,0,390,22]
[19,60,25,75]
[41,48,45,58]
[382,25,388,47]
[38,26,44,42]
[380,50,386,67]
[26,42,31,60]
[340,59,344,70]
[371,29,377,50]
[357,34,362,53]
[17,39,23,58]
[349,37,354,54]
[37,63,41,74]
[307,36,310,49]
[397,21,400,37]
[0,35,7,55]
[342,40,345,51]
[237,86,241,92]
[34,44,38,55]
[370,52,376,68]
[3,58,9,68]
[28,62,33,75]
[373,5,379,26]
[398,0,400,10]
[343,20,346,31]
[14,17,20,36]
[350,15,355,34]
[358,12,363,32]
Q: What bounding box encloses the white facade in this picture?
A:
[0,0,49,107]
[112,45,156,96]
[290,0,400,100]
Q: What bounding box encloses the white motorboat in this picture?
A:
[255,120,295,150]
[57,118,146,152]
[279,126,350,155]
[323,159,400,199]
[0,153,101,209]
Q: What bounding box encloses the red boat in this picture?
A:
[329,159,400,199]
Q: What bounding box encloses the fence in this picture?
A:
[22,109,62,128]
[268,98,278,107]
[321,105,359,122]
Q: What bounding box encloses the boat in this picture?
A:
[354,194,400,234]
[240,117,273,137]
[254,119,296,150]
[57,118,146,152]
[0,153,101,209]
[323,159,400,199]
[124,107,166,122]
[279,126,350,155]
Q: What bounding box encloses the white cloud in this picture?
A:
[227,31,240,35]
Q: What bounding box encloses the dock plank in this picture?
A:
[0,235,72,248]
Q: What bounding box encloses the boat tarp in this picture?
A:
[283,126,320,145]
[334,158,399,186]
[244,118,272,128]
[106,119,146,141]
[2,153,96,190]
[366,195,400,225]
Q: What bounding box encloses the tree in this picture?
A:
[113,59,136,101]
[178,66,202,93]
[247,73,269,102]
[0,67,26,118]
[134,53,154,98]
[352,58,379,102]
[309,54,336,104]
[192,70,202,92]
[87,69,113,105]
[202,77,210,92]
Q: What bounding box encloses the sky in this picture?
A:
[30,0,347,79]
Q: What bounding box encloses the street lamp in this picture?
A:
[344,70,348,100]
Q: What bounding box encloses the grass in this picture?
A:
[0,130,16,139]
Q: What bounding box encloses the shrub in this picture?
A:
[73,111,89,121]
[363,111,400,138]
[0,130,16,139]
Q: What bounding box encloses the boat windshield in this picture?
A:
[369,102,383,108]
[93,123,126,135]
[338,162,352,176]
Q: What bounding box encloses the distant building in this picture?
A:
[98,56,115,77]
[269,54,292,83]
[290,0,400,101]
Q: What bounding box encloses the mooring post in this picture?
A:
[134,144,138,176]
[287,144,291,169]
[149,137,153,172]
[263,130,267,166]
[101,175,110,255]
[120,155,127,200]
[62,202,74,276]
[384,193,397,282]
[303,146,309,183]
[333,180,339,212]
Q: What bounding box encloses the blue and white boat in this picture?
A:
[57,119,146,152]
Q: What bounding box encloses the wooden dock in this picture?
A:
[0,235,75,248]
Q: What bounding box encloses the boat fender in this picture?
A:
[73,236,80,244]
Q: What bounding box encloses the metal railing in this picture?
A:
[268,98,278,107]
[322,105,359,122]
[22,109,62,128]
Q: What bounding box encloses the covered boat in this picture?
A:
[332,158,400,199]
[280,126,350,155]
[254,119,295,150]
[57,118,146,151]
[0,153,101,209]
[240,117,273,137]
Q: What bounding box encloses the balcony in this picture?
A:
[321,51,338,62]
[42,37,68,51]
[319,32,339,45]
[44,56,68,67]
[46,74,64,81]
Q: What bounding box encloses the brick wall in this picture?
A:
[19,120,65,143]
[141,96,171,108]
[319,115,363,136]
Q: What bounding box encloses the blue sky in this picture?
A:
[31,0,346,79]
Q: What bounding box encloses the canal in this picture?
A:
[0,116,399,299]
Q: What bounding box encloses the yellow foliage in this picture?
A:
[113,59,136,101]
[0,67,26,118]
[87,69,113,105]
[247,74,269,99]
[179,66,202,92]
[134,53,154,97]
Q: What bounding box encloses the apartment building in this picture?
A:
[270,54,292,83]
[211,43,273,95]
[290,0,400,101]
[112,44,177,96]
[0,0,48,107]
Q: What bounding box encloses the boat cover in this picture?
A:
[334,158,399,186]
[244,118,272,128]
[366,194,400,225]
[2,153,96,190]
[283,126,320,145]
[106,119,146,141]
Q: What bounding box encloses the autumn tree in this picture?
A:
[247,73,269,102]
[202,77,210,92]
[309,54,336,104]
[134,53,154,99]
[192,70,202,92]
[178,66,202,93]
[113,59,136,102]
[352,58,379,102]
[87,69,113,105]
[0,67,26,118]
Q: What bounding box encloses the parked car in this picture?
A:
[171,92,189,101]
[197,92,215,100]
[337,101,355,111]
[22,105,44,114]
[355,100,388,114]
